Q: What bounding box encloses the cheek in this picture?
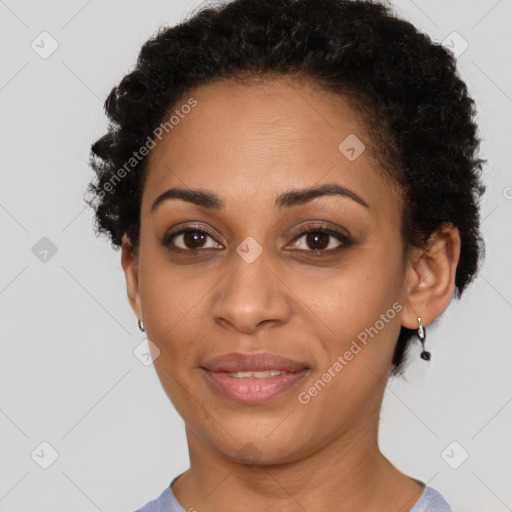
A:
[138,265,212,416]
[292,254,404,333]
[292,270,404,432]
[138,256,207,352]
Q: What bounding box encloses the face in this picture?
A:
[124,77,415,465]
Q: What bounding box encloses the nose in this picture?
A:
[210,248,293,334]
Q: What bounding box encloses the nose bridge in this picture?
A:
[211,238,292,332]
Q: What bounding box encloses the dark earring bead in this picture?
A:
[421,350,431,360]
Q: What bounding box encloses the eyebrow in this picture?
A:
[150,183,368,213]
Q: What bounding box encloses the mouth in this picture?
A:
[201,352,310,405]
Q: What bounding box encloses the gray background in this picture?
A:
[1,0,511,510]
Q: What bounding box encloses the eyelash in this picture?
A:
[160,223,353,255]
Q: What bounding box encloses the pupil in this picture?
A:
[307,232,328,250]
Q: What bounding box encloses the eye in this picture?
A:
[287,225,352,254]
[160,223,352,255]
[161,226,223,251]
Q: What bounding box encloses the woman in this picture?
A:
[86,0,485,510]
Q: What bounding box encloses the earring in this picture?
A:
[417,317,431,360]
[138,319,145,332]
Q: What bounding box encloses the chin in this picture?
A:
[203,416,315,464]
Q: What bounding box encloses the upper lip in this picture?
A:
[202,352,309,373]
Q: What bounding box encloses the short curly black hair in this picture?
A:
[85,0,485,374]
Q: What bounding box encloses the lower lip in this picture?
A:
[203,369,308,405]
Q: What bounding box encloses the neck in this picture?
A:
[172,416,423,512]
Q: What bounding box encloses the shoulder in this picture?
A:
[410,485,452,512]
[133,485,184,512]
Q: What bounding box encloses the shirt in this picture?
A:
[134,473,452,512]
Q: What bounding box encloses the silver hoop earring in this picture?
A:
[417,317,431,360]
[138,319,145,332]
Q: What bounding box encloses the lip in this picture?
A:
[202,352,309,373]
[201,352,310,405]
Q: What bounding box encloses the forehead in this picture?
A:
[142,77,402,221]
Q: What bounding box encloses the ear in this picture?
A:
[120,233,143,322]
[401,222,461,329]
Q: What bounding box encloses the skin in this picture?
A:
[121,77,461,512]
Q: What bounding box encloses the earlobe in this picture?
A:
[401,223,461,330]
[120,233,143,321]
